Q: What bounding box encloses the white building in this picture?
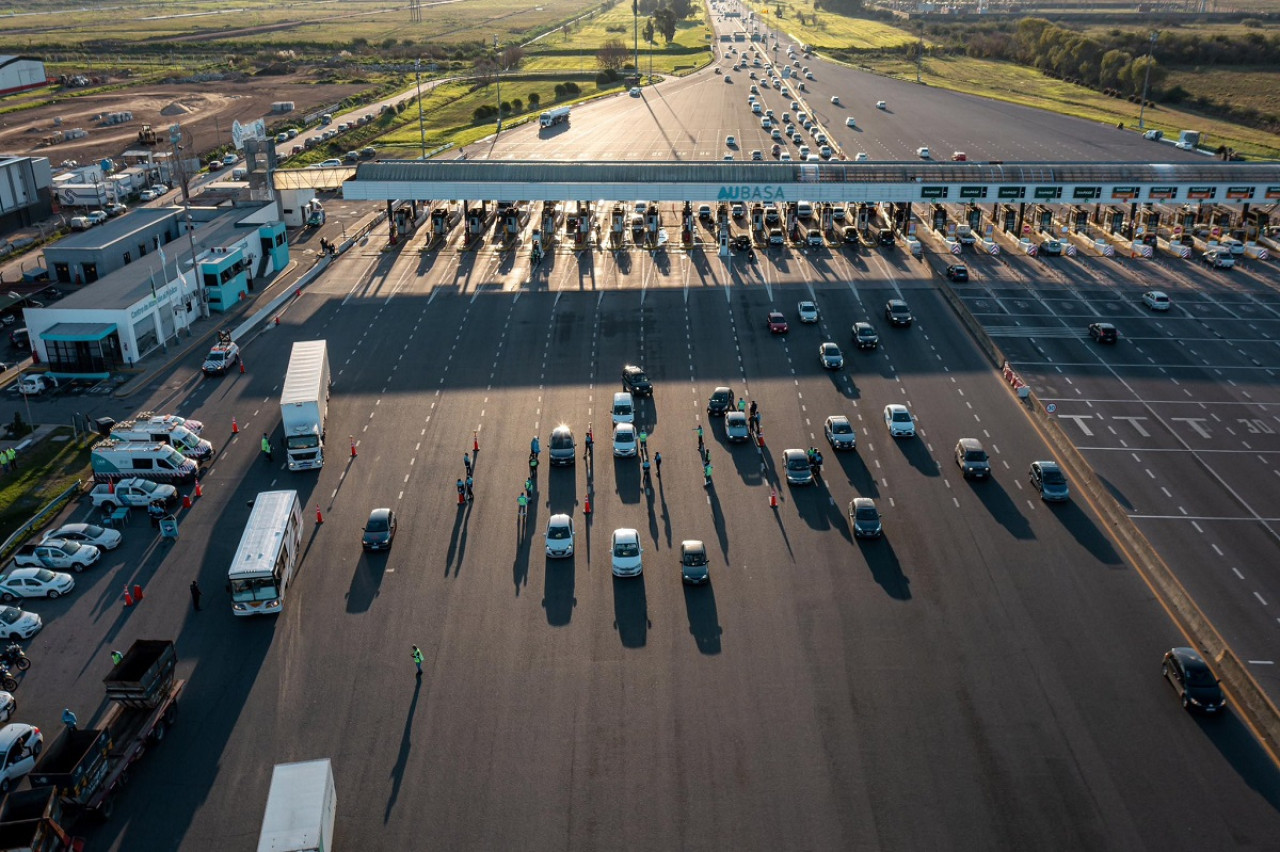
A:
[0,56,46,97]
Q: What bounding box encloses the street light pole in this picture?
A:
[415,59,427,159]
[1138,30,1159,131]
[493,35,502,133]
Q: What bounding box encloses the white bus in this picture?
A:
[228,490,304,617]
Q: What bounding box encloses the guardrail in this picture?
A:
[0,479,87,562]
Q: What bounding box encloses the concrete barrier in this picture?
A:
[1019,238,1037,256]
[1094,238,1115,257]
[1244,242,1269,260]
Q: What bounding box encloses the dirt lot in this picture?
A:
[0,72,367,166]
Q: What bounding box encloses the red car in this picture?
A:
[767,311,789,334]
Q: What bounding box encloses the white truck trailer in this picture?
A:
[539,106,570,128]
[280,340,330,471]
[256,759,336,852]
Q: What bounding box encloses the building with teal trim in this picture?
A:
[22,205,290,377]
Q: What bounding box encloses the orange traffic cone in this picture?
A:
[274,316,280,326]
[132,584,144,602]
[350,437,357,458]
[194,480,203,498]
[123,586,134,607]
[232,416,239,434]
[182,494,192,509]
[239,359,246,374]
[584,493,592,514]
[108,480,115,494]
[770,488,778,508]
[315,505,324,524]
[473,431,480,453]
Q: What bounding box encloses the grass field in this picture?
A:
[523,2,712,75]
[740,0,922,50]
[0,428,92,549]
[0,0,602,50]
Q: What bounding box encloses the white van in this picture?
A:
[69,216,91,231]
[796,200,813,219]
[611,392,635,424]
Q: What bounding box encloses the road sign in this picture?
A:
[1046,403,1057,414]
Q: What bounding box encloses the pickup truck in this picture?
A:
[11,540,100,573]
[88,477,178,510]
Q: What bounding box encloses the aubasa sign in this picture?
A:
[717,185,788,202]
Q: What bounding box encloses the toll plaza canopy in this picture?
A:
[323,160,1280,206]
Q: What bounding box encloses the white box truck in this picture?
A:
[257,758,336,852]
[280,340,330,471]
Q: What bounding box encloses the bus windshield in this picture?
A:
[230,577,279,602]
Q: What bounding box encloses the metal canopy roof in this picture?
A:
[334,160,1280,206]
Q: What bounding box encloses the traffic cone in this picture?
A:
[473,431,480,453]
[182,494,192,509]
[239,359,246,374]
[194,480,203,498]
[232,416,239,434]
[584,493,592,514]
[123,587,134,607]
[757,431,765,448]
[770,488,778,507]
[315,505,324,524]
[108,480,115,494]
[350,437,357,458]
[132,583,144,602]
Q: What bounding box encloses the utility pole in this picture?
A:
[916,22,924,84]
[633,0,639,79]
[493,35,503,133]
[1138,30,1159,131]
[415,59,427,159]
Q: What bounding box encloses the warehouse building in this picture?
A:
[0,56,47,97]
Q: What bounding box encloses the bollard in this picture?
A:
[315,505,324,524]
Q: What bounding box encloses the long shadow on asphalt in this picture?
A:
[968,478,1035,540]
[542,555,576,627]
[612,575,650,648]
[790,479,852,540]
[384,676,423,823]
[513,500,537,596]
[1097,473,1135,511]
[614,457,642,504]
[347,545,390,613]
[1200,709,1280,811]
[706,480,730,561]
[829,448,879,498]
[443,500,472,577]
[894,435,941,478]
[547,464,579,518]
[1046,499,1124,565]
[683,581,723,655]
[858,535,911,600]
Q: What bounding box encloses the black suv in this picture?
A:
[622,364,652,395]
[945,264,969,282]
[884,299,913,327]
[852,322,879,350]
[1162,647,1225,714]
[1088,322,1118,344]
[877,228,895,247]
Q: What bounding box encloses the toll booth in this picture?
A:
[931,204,947,233]
[1246,209,1269,242]
[574,201,591,249]
[1070,206,1089,234]
[785,203,798,237]
[716,203,730,237]
[1034,205,1054,233]
[465,202,487,245]
[501,205,521,240]
[431,207,451,239]
[530,228,543,262]
[751,204,765,233]
[541,201,559,241]
[858,203,874,234]
[1104,206,1125,235]
[682,202,695,244]
[610,205,625,246]
[1173,208,1196,243]
[966,206,982,230]
[818,203,832,233]
[999,205,1018,233]
[1136,206,1160,245]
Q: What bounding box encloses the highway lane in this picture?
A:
[938,235,1280,697]
[8,237,1269,847]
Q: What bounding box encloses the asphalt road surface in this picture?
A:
[14,223,1278,849]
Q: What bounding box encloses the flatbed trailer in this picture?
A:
[27,640,184,820]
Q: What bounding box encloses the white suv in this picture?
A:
[0,724,42,794]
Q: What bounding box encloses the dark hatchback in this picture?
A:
[884,299,913,327]
[1162,647,1225,714]
[707,386,734,416]
[680,540,710,584]
[622,365,652,395]
[1089,322,1118,344]
[362,508,397,551]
